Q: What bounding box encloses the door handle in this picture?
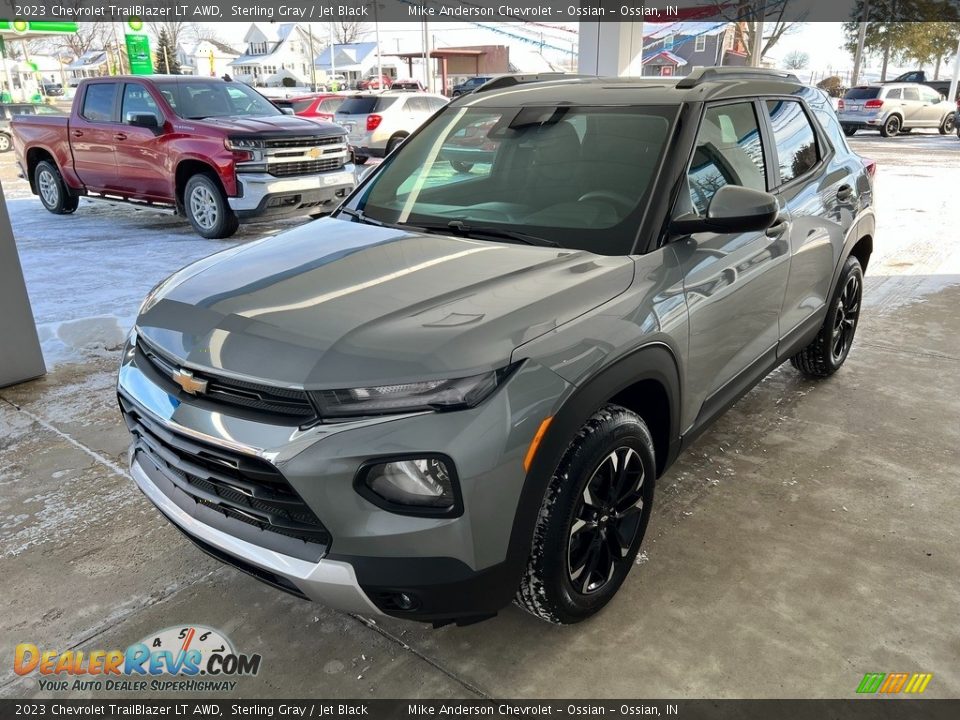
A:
[113,133,127,141]
[71,130,83,138]
[836,184,854,202]
[765,220,789,238]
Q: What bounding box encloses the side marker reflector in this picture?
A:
[523,417,553,473]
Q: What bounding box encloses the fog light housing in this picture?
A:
[357,456,461,517]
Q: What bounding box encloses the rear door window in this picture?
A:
[903,87,920,101]
[885,88,902,100]
[766,100,819,185]
[81,83,117,122]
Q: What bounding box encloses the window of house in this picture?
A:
[695,34,706,52]
[687,102,767,214]
[766,100,819,185]
[664,34,675,50]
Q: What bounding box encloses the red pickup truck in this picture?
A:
[12,76,355,238]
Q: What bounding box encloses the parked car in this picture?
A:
[43,82,65,97]
[390,79,427,91]
[12,76,354,238]
[273,93,345,121]
[118,69,875,626]
[335,90,447,164]
[451,75,494,98]
[886,70,958,100]
[0,103,65,152]
[838,83,955,137]
[438,116,499,172]
[357,74,392,91]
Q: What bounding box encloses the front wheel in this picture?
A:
[842,125,857,137]
[353,154,369,166]
[34,160,79,214]
[879,115,901,137]
[451,160,474,173]
[184,173,238,239]
[0,133,11,152]
[790,255,863,379]
[516,405,656,625]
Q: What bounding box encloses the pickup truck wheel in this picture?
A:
[790,255,863,379]
[516,405,656,625]
[0,133,11,152]
[35,160,79,215]
[184,173,239,239]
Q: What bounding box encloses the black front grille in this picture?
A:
[120,396,330,547]
[268,157,345,177]
[136,339,317,423]
[264,135,344,149]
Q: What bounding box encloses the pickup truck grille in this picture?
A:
[264,135,344,149]
[120,394,331,547]
[268,158,345,177]
[137,337,317,423]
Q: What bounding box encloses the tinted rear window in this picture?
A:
[291,99,314,113]
[844,87,880,100]
[336,97,398,115]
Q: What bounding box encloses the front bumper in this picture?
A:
[117,333,570,622]
[229,168,356,220]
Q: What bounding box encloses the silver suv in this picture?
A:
[118,69,875,626]
[335,90,448,164]
[839,82,955,137]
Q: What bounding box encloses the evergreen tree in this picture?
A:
[154,29,181,75]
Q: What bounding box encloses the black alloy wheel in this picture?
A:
[831,272,862,365]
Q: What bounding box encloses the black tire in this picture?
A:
[0,132,11,152]
[939,112,955,135]
[451,160,474,173]
[34,160,79,214]
[516,405,657,625]
[790,255,864,379]
[353,154,369,166]
[386,135,406,155]
[842,125,857,137]
[879,115,901,137]
[183,173,238,239]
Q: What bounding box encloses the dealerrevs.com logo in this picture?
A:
[14,625,262,693]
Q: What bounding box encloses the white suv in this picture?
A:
[335,91,448,164]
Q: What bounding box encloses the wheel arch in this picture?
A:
[501,344,683,595]
[25,146,56,193]
[174,159,225,211]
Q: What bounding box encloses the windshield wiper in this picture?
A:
[420,220,559,248]
[338,207,423,232]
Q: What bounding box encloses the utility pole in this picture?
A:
[306,24,317,91]
[750,1,766,68]
[422,21,430,92]
[329,23,337,88]
[851,0,869,87]
[374,2,383,86]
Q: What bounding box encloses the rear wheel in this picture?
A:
[184,173,238,239]
[353,154,369,166]
[0,133,11,152]
[386,135,406,155]
[879,115,901,137]
[790,256,863,379]
[842,125,857,137]
[939,113,955,134]
[34,160,79,214]
[451,160,474,173]
[516,405,656,625]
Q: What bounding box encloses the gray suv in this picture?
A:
[118,69,875,626]
[839,82,955,137]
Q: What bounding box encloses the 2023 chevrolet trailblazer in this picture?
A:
[118,70,875,625]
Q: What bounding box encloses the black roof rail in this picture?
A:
[468,73,587,96]
[676,67,801,89]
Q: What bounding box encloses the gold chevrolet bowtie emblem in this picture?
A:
[172,368,208,395]
[307,147,323,159]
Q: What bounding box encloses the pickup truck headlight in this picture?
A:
[225,137,264,150]
[310,366,514,418]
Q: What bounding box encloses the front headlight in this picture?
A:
[310,366,514,418]
[225,136,265,150]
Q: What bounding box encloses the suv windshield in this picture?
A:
[351,104,676,254]
[154,80,281,119]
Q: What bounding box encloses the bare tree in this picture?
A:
[711,1,805,66]
[148,22,207,52]
[329,21,371,45]
[31,21,112,59]
[783,50,810,69]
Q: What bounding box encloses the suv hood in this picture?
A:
[190,114,343,135]
[136,218,634,388]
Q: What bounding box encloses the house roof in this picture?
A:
[232,23,304,66]
[314,42,379,72]
[642,50,688,67]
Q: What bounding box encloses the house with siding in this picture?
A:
[229,23,317,86]
[641,22,748,77]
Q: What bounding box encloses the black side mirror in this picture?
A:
[126,112,160,130]
[672,185,780,235]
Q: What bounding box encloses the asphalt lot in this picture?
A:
[1,130,959,699]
